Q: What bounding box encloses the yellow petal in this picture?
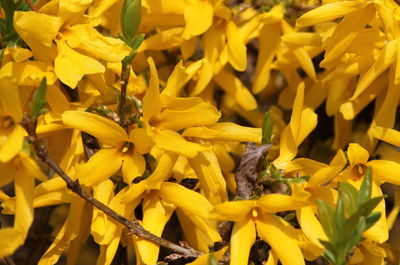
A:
[291,83,305,142]
[91,180,114,242]
[367,160,400,185]
[183,0,213,39]
[154,129,209,158]
[7,47,32,62]
[285,158,327,176]
[145,152,178,190]
[214,69,257,111]
[256,213,305,265]
[363,182,388,243]
[282,32,322,46]
[0,77,21,122]
[177,208,221,244]
[253,23,281,94]
[296,206,327,248]
[143,57,161,122]
[163,60,204,96]
[352,40,397,100]
[230,216,256,265]
[122,152,145,184]
[226,20,247,72]
[0,61,57,86]
[265,251,279,265]
[273,125,297,169]
[347,143,369,166]
[136,193,175,265]
[14,11,62,47]
[62,111,127,146]
[176,209,211,252]
[14,169,34,237]
[63,24,131,62]
[0,125,25,163]
[191,60,214,96]
[128,128,154,154]
[371,126,400,146]
[0,228,25,258]
[120,181,146,203]
[159,182,213,219]
[296,2,363,27]
[209,200,254,221]
[138,28,184,51]
[257,194,308,213]
[188,150,227,204]
[321,4,376,67]
[96,230,121,265]
[77,148,123,186]
[55,40,105,88]
[183,122,261,143]
[293,47,316,81]
[58,0,92,22]
[46,84,70,115]
[187,247,227,265]
[158,96,220,131]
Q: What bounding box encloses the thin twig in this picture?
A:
[25,0,37,11]
[117,64,131,128]
[20,115,201,259]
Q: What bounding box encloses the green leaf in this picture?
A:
[357,196,383,217]
[338,182,358,216]
[30,77,47,121]
[0,0,16,32]
[344,217,365,254]
[121,0,141,46]
[335,196,345,232]
[131,33,145,50]
[317,200,335,240]
[262,111,274,144]
[364,212,381,231]
[356,166,372,207]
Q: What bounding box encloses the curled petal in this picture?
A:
[62,111,127,146]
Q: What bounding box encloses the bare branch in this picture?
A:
[20,115,201,259]
[117,64,131,128]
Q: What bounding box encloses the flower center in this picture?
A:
[0,115,15,147]
[351,163,368,180]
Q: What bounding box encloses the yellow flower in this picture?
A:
[209,191,310,265]
[0,77,26,162]
[273,83,317,169]
[0,152,46,258]
[141,57,220,158]
[61,110,153,186]
[14,2,131,88]
[334,143,400,243]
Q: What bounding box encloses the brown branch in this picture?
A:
[25,0,37,12]
[20,115,201,259]
[117,64,131,128]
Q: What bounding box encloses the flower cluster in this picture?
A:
[1,0,400,264]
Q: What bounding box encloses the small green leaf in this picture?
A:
[317,200,335,240]
[286,177,307,184]
[344,217,365,254]
[356,166,372,207]
[335,196,345,233]
[357,196,383,217]
[121,0,141,46]
[30,77,47,121]
[131,34,145,50]
[364,212,381,231]
[338,182,358,216]
[262,111,274,144]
